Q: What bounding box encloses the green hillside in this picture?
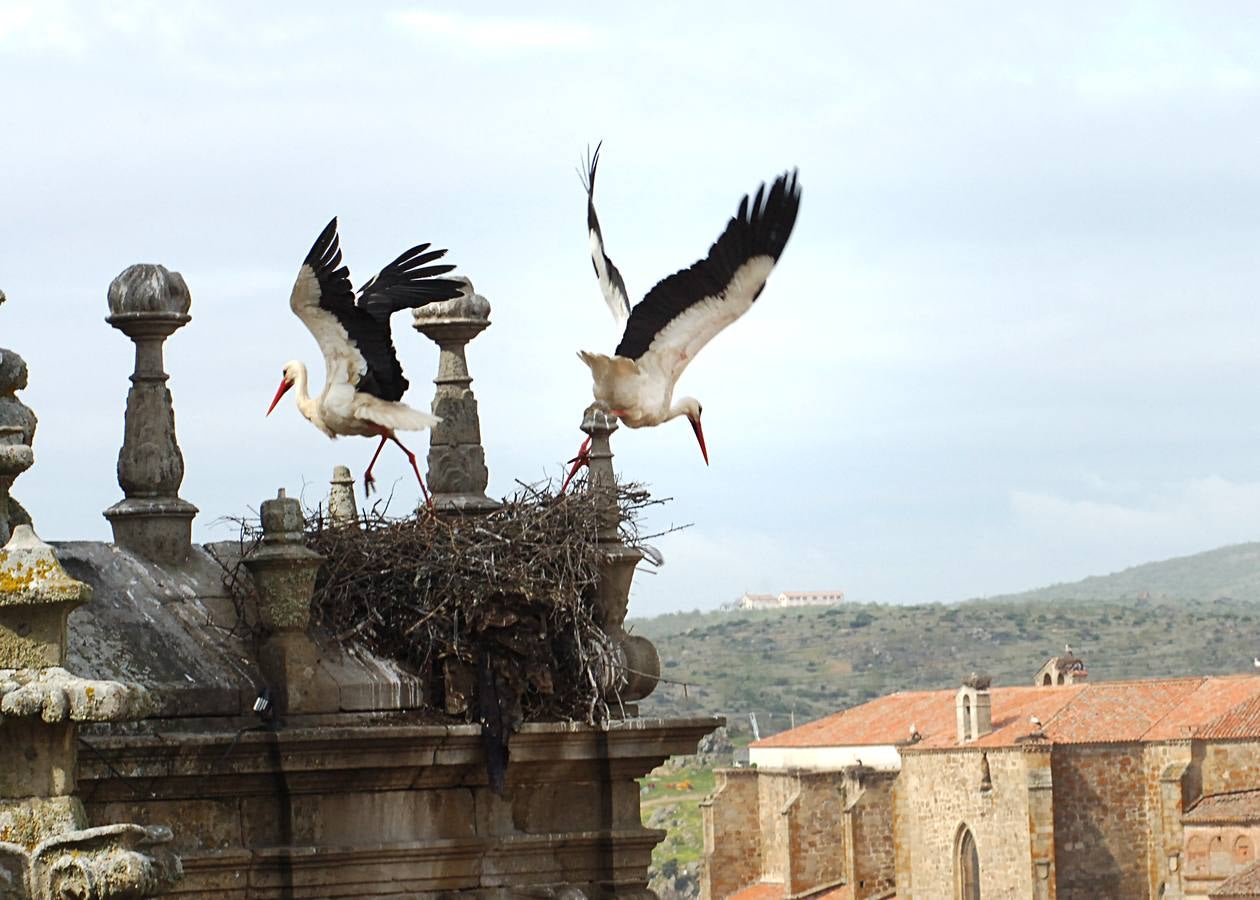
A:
[981,542,1260,605]
[629,543,1260,729]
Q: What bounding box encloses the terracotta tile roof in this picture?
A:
[724,884,852,900]
[1184,788,1260,823]
[752,675,1260,752]
[727,884,782,900]
[1212,859,1260,895]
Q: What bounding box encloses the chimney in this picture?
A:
[956,672,993,743]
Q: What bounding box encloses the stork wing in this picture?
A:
[290,217,375,392]
[614,170,801,386]
[581,142,632,327]
[351,240,463,401]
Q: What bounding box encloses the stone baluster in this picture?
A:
[102,265,198,565]
[0,291,35,547]
[242,489,336,714]
[579,405,660,707]
[412,278,499,515]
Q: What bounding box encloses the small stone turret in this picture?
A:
[1034,652,1088,687]
[102,265,198,564]
[956,672,993,743]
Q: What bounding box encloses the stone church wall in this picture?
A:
[897,748,1033,899]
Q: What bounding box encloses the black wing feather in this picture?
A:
[580,142,632,320]
[614,169,801,360]
[304,218,462,402]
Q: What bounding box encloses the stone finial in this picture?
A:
[0,526,92,669]
[328,465,359,526]
[576,405,660,706]
[243,489,323,633]
[0,292,36,546]
[412,277,499,515]
[102,265,198,565]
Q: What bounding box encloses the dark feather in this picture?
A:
[581,141,631,320]
[614,169,801,360]
[302,218,462,402]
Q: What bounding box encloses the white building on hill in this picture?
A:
[736,590,844,610]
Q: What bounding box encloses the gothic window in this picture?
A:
[1235,835,1254,866]
[957,826,980,900]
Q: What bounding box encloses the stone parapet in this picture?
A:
[78,716,721,898]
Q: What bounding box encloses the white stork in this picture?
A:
[266,217,463,504]
[560,144,802,492]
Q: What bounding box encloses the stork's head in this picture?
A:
[266,360,301,416]
[680,397,708,465]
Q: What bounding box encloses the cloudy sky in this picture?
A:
[3,2,1259,616]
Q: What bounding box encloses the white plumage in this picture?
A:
[268,218,462,502]
[561,146,802,491]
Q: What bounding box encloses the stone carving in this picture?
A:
[413,278,499,513]
[578,405,659,705]
[102,265,197,564]
[328,465,359,526]
[242,490,337,714]
[0,292,35,546]
[0,526,180,898]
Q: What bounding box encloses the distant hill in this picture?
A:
[628,542,1260,734]
[975,541,1260,605]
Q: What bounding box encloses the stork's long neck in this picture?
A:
[291,362,320,424]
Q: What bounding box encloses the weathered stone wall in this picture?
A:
[1200,741,1260,796]
[1142,742,1193,898]
[784,771,847,896]
[850,770,897,899]
[1052,743,1148,900]
[898,749,1033,899]
[701,769,761,900]
[757,770,798,883]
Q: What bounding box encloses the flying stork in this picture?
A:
[560,144,802,492]
[267,217,464,504]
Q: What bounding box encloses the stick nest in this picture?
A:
[221,481,668,725]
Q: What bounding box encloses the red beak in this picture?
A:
[267,378,293,416]
[689,416,709,466]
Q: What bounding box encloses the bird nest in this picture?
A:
[223,481,666,726]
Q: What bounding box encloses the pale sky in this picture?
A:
[3,2,1260,616]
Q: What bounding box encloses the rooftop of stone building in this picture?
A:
[726,881,853,900]
[753,674,1260,751]
[1184,787,1260,824]
[1213,859,1260,896]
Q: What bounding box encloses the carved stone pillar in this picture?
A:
[102,265,197,565]
[0,526,182,897]
[0,292,35,547]
[412,278,499,515]
[242,489,336,714]
[580,405,660,706]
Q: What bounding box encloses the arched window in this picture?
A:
[1211,835,1229,876]
[962,696,972,739]
[1042,673,1052,686]
[1235,835,1254,866]
[1187,835,1208,874]
[1056,672,1065,685]
[957,826,980,900]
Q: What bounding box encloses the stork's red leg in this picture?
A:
[559,436,592,495]
[363,434,389,495]
[390,434,433,510]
